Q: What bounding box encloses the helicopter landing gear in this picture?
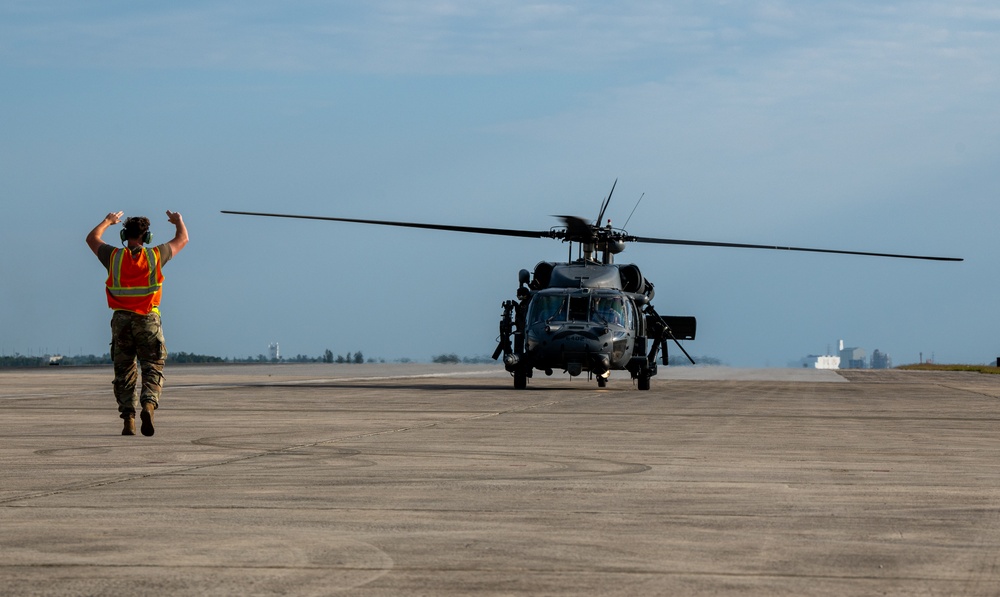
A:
[597,375,608,388]
[513,368,528,390]
[637,374,651,391]
[627,353,654,391]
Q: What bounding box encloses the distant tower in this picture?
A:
[268,342,280,361]
[871,349,892,369]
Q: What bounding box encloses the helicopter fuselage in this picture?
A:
[499,259,692,389]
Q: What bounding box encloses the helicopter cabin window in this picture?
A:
[528,295,567,324]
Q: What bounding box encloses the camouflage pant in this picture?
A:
[110,310,167,417]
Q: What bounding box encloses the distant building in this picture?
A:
[840,344,866,369]
[871,349,892,369]
[800,354,841,369]
[268,342,280,361]
[798,339,889,370]
[801,339,843,369]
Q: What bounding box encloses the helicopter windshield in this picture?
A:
[592,296,631,328]
[527,294,567,324]
[528,293,635,328]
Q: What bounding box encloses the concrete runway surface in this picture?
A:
[2,363,1000,596]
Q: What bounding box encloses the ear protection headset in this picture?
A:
[120,218,153,245]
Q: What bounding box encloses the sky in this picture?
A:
[1,1,997,367]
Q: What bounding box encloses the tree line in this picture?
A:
[1,350,391,367]
[2,351,718,368]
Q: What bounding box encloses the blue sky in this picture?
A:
[1,1,996,366]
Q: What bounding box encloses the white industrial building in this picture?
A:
[800,354,841,369]
[799,340,868,369]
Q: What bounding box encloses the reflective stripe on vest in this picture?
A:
[108,248,161,296]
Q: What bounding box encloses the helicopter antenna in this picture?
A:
[595,178,617,226]
[622,192,645,230]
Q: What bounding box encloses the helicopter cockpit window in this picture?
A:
[528,295,567,324]
[592,296,627,327]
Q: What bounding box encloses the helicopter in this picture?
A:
[222,182,962,390]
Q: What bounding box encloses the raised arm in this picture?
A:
[165,210,189,256]
[86,211,124,256]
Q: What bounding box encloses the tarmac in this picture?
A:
[2,363,1000,596]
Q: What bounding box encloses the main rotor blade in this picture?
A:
[595,178,617,226]
[221,210,555,240]
[630,235,963,262]
[221,210,963,262]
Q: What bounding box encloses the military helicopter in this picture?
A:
[223,182,961,390]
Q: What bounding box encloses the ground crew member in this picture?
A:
[86,211,189,436]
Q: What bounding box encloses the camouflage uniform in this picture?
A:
[111,310,167,416]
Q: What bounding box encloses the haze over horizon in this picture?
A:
[2,2,996,367]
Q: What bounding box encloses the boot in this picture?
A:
[121,412,136,436]
[139,402,155,437]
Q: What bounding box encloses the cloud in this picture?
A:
[1,1,997,80]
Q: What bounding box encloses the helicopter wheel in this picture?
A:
[597,376,607,388]
[637,374,651,391]
[513,369,528,390]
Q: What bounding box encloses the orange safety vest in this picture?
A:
[106,246,164,315]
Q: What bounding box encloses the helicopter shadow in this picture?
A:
[235,381,598,393]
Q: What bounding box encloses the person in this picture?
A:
[86,211,189,436]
